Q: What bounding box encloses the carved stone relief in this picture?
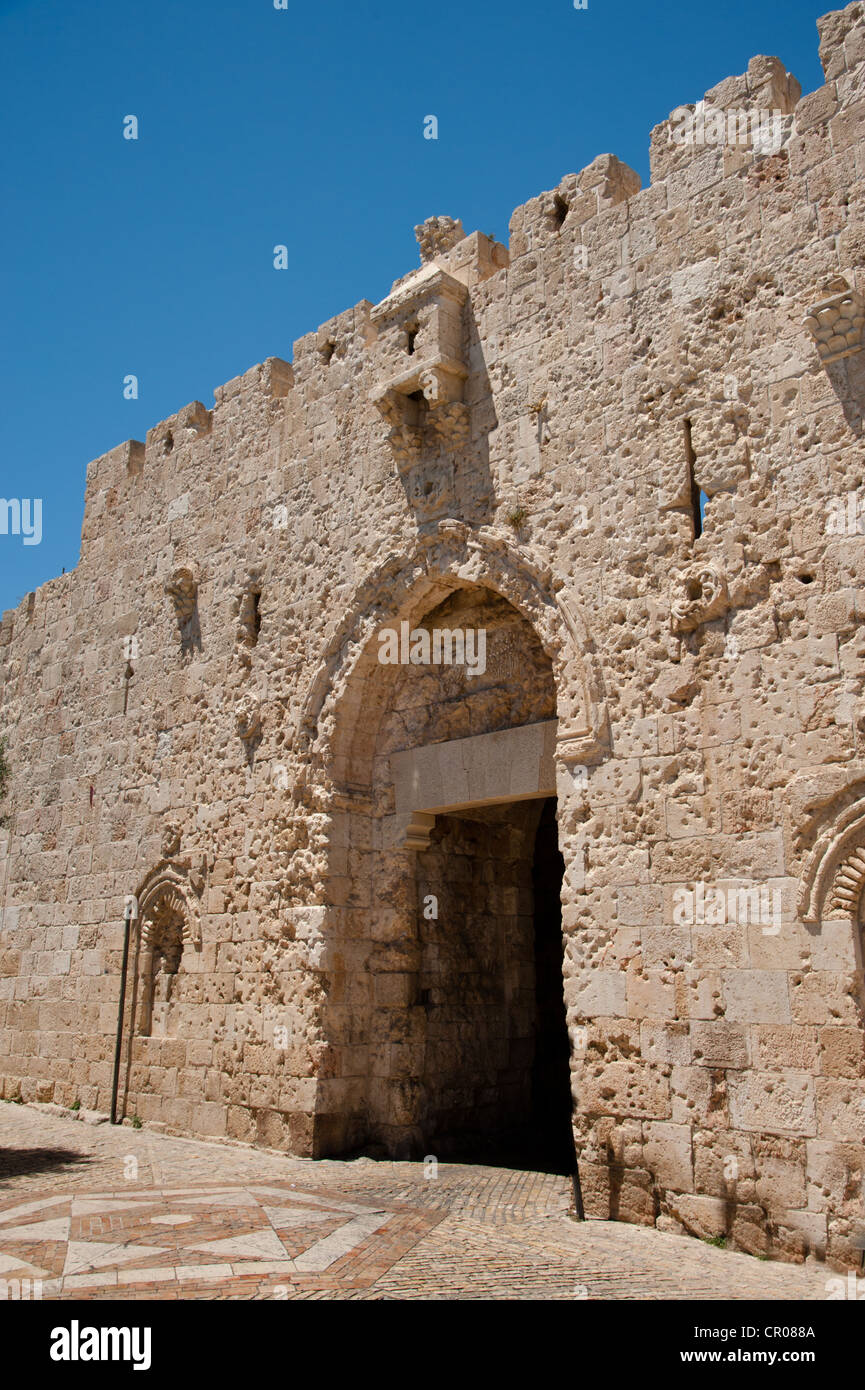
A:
[670,563,729,632]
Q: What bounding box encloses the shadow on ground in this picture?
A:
[0,1146,93,1181]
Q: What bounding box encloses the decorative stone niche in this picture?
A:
[799,798,865,924]
[134,852,203,1039]
[236,577,263,666]
[803,279,865,365]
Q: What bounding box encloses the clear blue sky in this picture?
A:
[0,0,829,614]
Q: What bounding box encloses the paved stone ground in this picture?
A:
[0,1102,833,1301]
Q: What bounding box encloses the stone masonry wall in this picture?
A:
[1,2,864,1268]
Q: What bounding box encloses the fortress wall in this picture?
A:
[0,1,863,1266]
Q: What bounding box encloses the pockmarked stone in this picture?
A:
[1,1,865,1275]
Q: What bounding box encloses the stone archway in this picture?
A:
[299,533,597,1162]
[798,796,865,991]
[132,866,202,1039]
[295,521,610,777]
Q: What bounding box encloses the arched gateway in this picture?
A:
[291,523,609,1161]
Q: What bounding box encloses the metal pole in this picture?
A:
[110,898,135,1124]
[572,1162,586,1221]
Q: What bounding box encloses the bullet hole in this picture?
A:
[798,573,814,584]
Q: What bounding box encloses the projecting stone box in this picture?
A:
[370,263,471,461]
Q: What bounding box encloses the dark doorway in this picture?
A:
[415,796,575,1173]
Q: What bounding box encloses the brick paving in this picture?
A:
[0,1102,833,1300]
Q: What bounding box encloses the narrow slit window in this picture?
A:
[685,419,705,540]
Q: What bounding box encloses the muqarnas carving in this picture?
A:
[803,279,865,366]
[670,563,728,632]
[798,796,865,926]
[135,863,201,1037]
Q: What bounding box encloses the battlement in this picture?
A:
[10,0,865,625]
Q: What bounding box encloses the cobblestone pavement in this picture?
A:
[0,1103,832,1301]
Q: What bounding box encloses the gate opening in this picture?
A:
[416,795,575,1174]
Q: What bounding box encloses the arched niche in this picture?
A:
[134,866,201,1038]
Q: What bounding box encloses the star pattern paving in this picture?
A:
[0,1181,442,1298]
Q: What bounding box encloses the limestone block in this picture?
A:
[578,1060,672,1120]
[805,1139,863,1215]
[722,969,791,1023]
[640,925,691,969]
[640,1020,692,1065]
[774,1208,828,1261]
[693,1128,756,1198]
[819,1026,865,1078]
[690,1020,750,1069]
[671,1066,728,1128]
[665,1193,728,1240]
[728,1071,817,1136]
[643,1120,695,1191]
[626,965,677,1019]
[579,1160,657,1226]
[615,884,663,928]
[567,968,627,1018]
[789,970,861,1026]
[814,1077,865,1139]
[754,1138,808,1210]
[753,1024,820,1072]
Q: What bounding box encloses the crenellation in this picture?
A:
[819,0,865,75]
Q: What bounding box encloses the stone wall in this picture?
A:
[1,2,864,1268]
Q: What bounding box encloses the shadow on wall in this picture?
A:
[827,352,865,437]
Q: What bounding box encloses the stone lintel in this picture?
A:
[389,720,558,849]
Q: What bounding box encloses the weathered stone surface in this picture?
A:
[0,1,864,1268]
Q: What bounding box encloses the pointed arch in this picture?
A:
[798,799,865,924]
[135,862,201,949]
[293,520,609,773]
